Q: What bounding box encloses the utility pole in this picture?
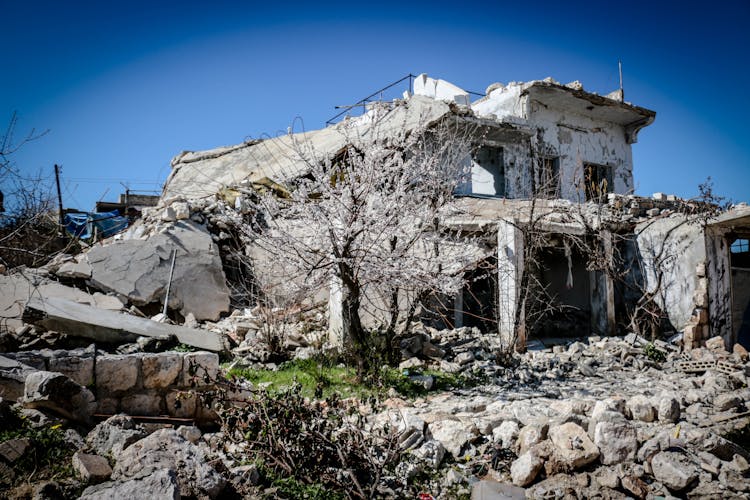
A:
[54,164,65,239]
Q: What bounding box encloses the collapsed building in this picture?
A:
[159,73,749,351]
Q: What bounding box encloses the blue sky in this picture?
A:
[2,0,749,210]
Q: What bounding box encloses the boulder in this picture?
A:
[657,395,680,423]
[510,449,544,487]
[86,220,229,321]
[626,395,656,422]
[72,452,112,483]
[80,468,179,499]
[651,451,699,491]
[428,418,477,458]
[112,428,225,498]
[516,423,548,455]
[85,415,146,459]
[413,439,445,469]
[547,422,599,471]
[594,420,637,465]
[23,371,95,424]
[493,420,520,449]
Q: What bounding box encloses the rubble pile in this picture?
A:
[1,188,748,498]
[371,333,750,498]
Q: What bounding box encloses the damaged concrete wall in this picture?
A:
[635,215,706,332]
[705,226,734,346]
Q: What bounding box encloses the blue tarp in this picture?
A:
[64,211,129,239]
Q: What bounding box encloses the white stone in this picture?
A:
[493,420,520,449]
[72,452,112,482]
[651,451,699,491]
[547,422,599,470]
[428,418,477,458]
[594,420,637,465]
[510,450,544,487]
[626,395,656,422]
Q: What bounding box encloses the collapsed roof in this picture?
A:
[163,73,656,201]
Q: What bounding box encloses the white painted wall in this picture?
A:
[471,81,635,202]
[635,216,706,331]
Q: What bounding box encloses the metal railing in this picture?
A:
[325,74,485,126]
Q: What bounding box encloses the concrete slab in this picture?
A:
[24,296,227,352]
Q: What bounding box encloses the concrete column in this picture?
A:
[497,219,524,348]
[453,293,464,328]
[328,274,344,347]
[590,231,616,336]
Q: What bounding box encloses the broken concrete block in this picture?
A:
[23,371,96,424]
[72,452,112,483]
[23,296,227,352]
[0,437,30,462]
[705,336,726,352]
[0,274,123,331]
[56,258,92,279]
[86,220,230,321]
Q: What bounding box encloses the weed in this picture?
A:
[0,416,75,486]
[643,342,667,363]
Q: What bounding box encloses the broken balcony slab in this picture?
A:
[23,297,227,352]
[0,273,124,332]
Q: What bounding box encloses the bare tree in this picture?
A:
[243,116,480,372]
[0,112,68,269]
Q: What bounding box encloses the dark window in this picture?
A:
[472,145,505,197]
[583,163,613,202]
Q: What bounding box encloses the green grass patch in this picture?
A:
[227,358,484,400]
[227,358,366,399]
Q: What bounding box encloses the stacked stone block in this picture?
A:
[683,262,710,349]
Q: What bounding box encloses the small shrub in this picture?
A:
[643,342,667,363]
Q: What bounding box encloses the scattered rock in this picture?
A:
[626,395,656,422]
[428,419,477,458]
[80,467,179,499]
[23,370,95,424]
[86,414,146,459]
[112,428,225,498]
[510,449,544,487]
[547,422,599,471]
[651,451,699,492]
[593,420,637,465]
[72,452,113,483]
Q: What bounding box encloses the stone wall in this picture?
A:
[2,347,220,421]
